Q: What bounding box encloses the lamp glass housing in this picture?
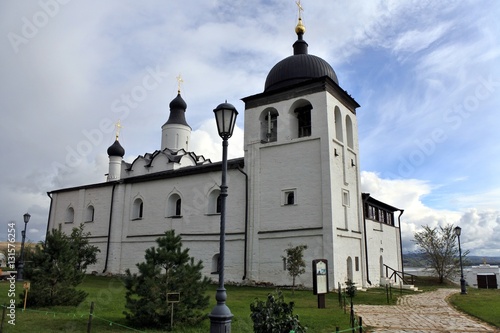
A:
[23,213,31,224]
[214,103,238,139]
[454,226,461,236]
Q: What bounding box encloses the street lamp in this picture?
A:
[209,102,238,332]
[454,226,467,295]
[17,212,31,281]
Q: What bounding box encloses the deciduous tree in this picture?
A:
[282,244,308,291]
[413,224,468,284]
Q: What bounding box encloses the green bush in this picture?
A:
[250,289,307,333]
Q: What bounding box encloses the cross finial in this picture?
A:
[115,120,122,140]
[296,0,304,19]
[176,74,184,94]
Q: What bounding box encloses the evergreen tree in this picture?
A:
[22,224,99,307]
[123,230,210,329]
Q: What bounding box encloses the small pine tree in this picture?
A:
[22,224,99,307]
[123,230,210,329]
[282,244,308,291]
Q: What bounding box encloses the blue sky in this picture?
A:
[1,1,499,256]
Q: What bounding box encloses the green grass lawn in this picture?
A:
[449,287,500,328]
[1,275,497,332]
[0,276,362,333]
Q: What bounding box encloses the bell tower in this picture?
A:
[242,9,366,288]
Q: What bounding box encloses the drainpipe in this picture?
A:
[237,166,249,281]
[362,193,371,285]
[397,209,405,278]
[45,192,54,245]
[103,183,117,273]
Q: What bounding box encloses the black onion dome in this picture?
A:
[265,54,338,91]
[165,93,190,127]
[107,139,125,157]
[264,21,338,92]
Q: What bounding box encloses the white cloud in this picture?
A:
[361,171,500,256]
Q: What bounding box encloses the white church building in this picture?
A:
[46,16,404,289]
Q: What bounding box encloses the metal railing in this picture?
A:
[384,264,416,285]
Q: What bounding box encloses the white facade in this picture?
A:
[47,21,404,289]
[464,264,500,289]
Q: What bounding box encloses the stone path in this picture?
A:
[354,288,499,333]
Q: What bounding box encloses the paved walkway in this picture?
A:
[354,288,499,333]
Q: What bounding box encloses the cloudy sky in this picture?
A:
[1,1,499,257]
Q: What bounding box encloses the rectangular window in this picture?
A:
[379,210,385,223]
[387,213,393,226]
[355,257,359,271]
[367,205,376,219]
[342,189,350,207]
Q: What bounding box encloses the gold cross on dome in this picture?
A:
[296,0,304,19]
[176,74,184,94]
[115,120,122,140]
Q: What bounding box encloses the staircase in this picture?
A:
[380,277,420,291]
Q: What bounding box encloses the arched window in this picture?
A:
[282,189,297,206]
[175,198,182,216]
[132,198,144,220]
[260,109,278,142]
[295,105,312,138]
[347,256,353,282]
[208,189,221,214]
[334,106,343,142]
[168,193,182,217]
[346,115,353,149]
[216,195,222,213]
[65,207,74,223]
[85,205,95,222]
[211,254,220,274]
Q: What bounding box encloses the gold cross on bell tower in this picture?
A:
[176,74,184,94]
[296,0,304,19]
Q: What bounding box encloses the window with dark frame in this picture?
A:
[365,203,395,226]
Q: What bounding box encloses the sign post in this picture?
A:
[312,259,328,308]
[23,282,30,310]
[167,292,180,328]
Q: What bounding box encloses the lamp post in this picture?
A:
[209,102,238,332]
[17,213,31,281]
[454,226,467,295]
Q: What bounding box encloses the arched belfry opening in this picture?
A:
[260,108,278,143]
[289,100,313,139]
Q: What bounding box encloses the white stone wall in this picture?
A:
[365,219,402,285]
[464,264,500,289]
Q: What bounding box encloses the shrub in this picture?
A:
[250,289,307,333]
